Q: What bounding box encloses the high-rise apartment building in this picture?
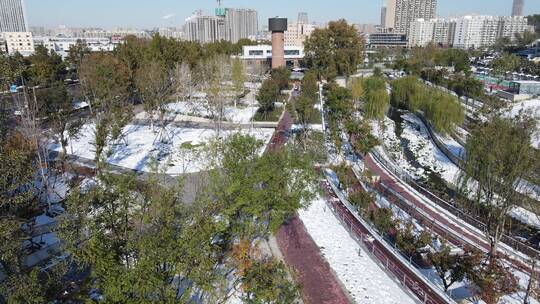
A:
[380,7,387,27]
[284,22,316,47]
[500,15,530,39]
[433,19,455,46]
[1,31,33,55]
[184,8,258,43]
[512,0,524,17]
[382,0,397,29]
[408,15,528,49]
[298,12,309,24]
[383,0,437,34]
[408,18,454,47]
[0,0,28,32]
[284,13,317,47]
[183,11,225,43]
[453,15,529,49]
[408,19,435,47]
[223,8,258,43]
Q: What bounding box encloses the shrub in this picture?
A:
[349,189,373,215]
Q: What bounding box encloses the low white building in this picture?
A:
[1,31,34,56]
[241,44,304,60]
[240,44,304,68]
[33,37,116,58]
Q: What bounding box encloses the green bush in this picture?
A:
[370,208,396,235]
[349,189,373,216]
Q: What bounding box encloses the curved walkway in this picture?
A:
[364,153,534,274]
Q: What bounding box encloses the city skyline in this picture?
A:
[25,0,540,29]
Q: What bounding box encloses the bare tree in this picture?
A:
[197,55,231,136]
[174,62,194,103]
[134,60,173,142]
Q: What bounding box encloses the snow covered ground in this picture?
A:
[502,98,540,149]
[509,207,540,230]
[399,113,540,231]
[371,116,427,180]
[290,124,324,132]
[166,101,259,124]
[50,123,274,175]
[400,113,460,185]
[435,132,465,159]
[299,197,417,304]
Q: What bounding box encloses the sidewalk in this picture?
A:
[276,216,351,304]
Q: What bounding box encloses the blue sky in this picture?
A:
[26,0,540,29]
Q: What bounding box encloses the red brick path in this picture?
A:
[276,217,351,304]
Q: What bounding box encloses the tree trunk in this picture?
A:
[489,236,498,257]
[524,262,536,304]
[60,133,68,173]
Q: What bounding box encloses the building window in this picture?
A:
[284,50,300,56]
[248,50,264,56]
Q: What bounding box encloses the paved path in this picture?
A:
[267,111,351,304]
[276,217,351,304]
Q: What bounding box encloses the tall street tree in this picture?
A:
[304,19,365,79]
[459,116,537,256]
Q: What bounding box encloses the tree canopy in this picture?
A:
[391,76,464,134]
[304,19,365,79]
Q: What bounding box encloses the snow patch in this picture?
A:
[371,116,427,180]
[50,123,274,175]
[400,113,460,186]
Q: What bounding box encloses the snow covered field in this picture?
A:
[398,113,540,234]
[299,198,417,304]
[50,123,274,175]
[166,101,259,124]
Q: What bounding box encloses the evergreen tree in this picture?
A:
[270,67,291,91]
[256,79,279,118]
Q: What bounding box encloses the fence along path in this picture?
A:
[321,177,455,304]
